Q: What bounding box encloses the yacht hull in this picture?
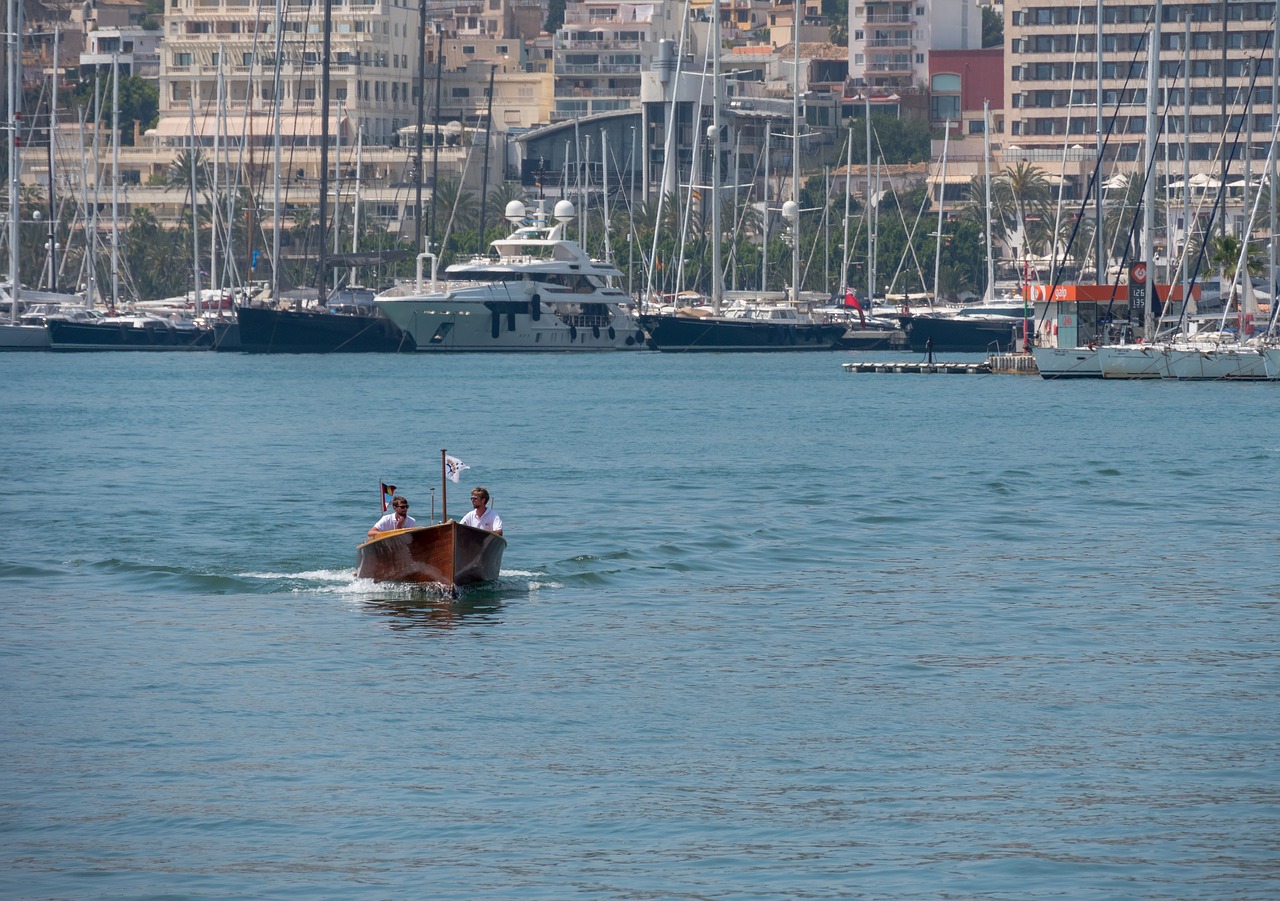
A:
[0,322,51,351]
[48,319,213,351]
[236,306,414,353]
[1163,346,1270,380]
[1032,346,1103,379]
[1097,345,1167,379]
[642,314,844,351]
[376,295,646,351]
[905,315,1031,354]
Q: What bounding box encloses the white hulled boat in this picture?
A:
[1097,342,1169,379]
[1162,336,1270,380]
[374,200,646,352]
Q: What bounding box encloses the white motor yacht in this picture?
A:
[375,200,646,352]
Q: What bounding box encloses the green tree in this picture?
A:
[846,114,933,165]
[70,73,159,146]
[545,0,566,33]
[982,6,1004,49]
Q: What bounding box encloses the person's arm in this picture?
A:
[367,524,381,539]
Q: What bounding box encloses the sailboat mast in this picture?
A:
[840,123,851,291]
[211,49,223,308]
[761,125,768,291]
[1272,4,1278,314]
[865,90,874,301]
[317,0,333,304]
[271,0,283,303]
[1095,0,1103,286]
[46,27,59,293]
[602,130,611,262]
[933,123,949,309]
[709,0,722,313]
[413,0,425,253]
[6,0,18,320]
[188,95,199,312]
[477,64,495,255]
[350,124,362,285]
[332,100,342,293]
[790,29,800,305]
[1142,1,1161,341]
[1181,9,1190,324]
[983,101,994,298]
[111,52,120,307]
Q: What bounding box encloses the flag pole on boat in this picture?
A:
[440,448,448,523]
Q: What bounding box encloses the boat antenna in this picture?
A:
[440,448,448,522]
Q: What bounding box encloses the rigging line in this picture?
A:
[884,171,933,299]
[1048,0,1091,287]
[1168,31,1274,330]
[1033,13,1165,331]
[642,0,695,307]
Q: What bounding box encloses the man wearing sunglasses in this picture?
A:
[367,495,417,539]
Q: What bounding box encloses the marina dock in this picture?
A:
[842,353,1039,376]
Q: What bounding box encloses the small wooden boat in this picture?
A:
[356,520,505,588]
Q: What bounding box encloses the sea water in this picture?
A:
[1,351,1277,900]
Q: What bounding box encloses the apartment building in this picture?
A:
[552,0,683,122]
[1005,0,1277,172]
[155,0,420,148]
[848,0,978,90]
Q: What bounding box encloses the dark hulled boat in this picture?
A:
[236,304,414,353]
[356,521,505,588]
[641,310,845,352]
[47,315,214,351]
[903,302,1032,354]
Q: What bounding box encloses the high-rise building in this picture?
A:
[1005,0,1277,171]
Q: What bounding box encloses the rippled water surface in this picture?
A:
[2,352,1278,899]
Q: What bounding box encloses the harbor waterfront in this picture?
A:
[2,352,1278,899]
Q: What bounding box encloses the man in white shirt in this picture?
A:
[460,486,503,535]
[367,496,417,538]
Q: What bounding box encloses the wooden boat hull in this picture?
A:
[356,521,505,587]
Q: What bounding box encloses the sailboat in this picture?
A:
[235,0,412,353]
[640,5,844,352]
[1,0,53,351]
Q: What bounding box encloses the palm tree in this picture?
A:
[166,148,211,194]
[483,182,528,237]
[1208,233,1264,307]
[999,162,1050,257]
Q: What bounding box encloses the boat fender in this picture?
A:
[625,336,635,346]
[789,326,797,344]
[531,293,541,321]
[608,326,615,341]
[491,311,501,339]
[635,330,645,344]
[592,324,600,339]
[569,324,577,342]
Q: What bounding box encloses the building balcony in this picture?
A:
[555,62,641,75]
[554,38,643,51]
[864,14,913,25]
[866,60,914,73]
[864,37,914,49]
